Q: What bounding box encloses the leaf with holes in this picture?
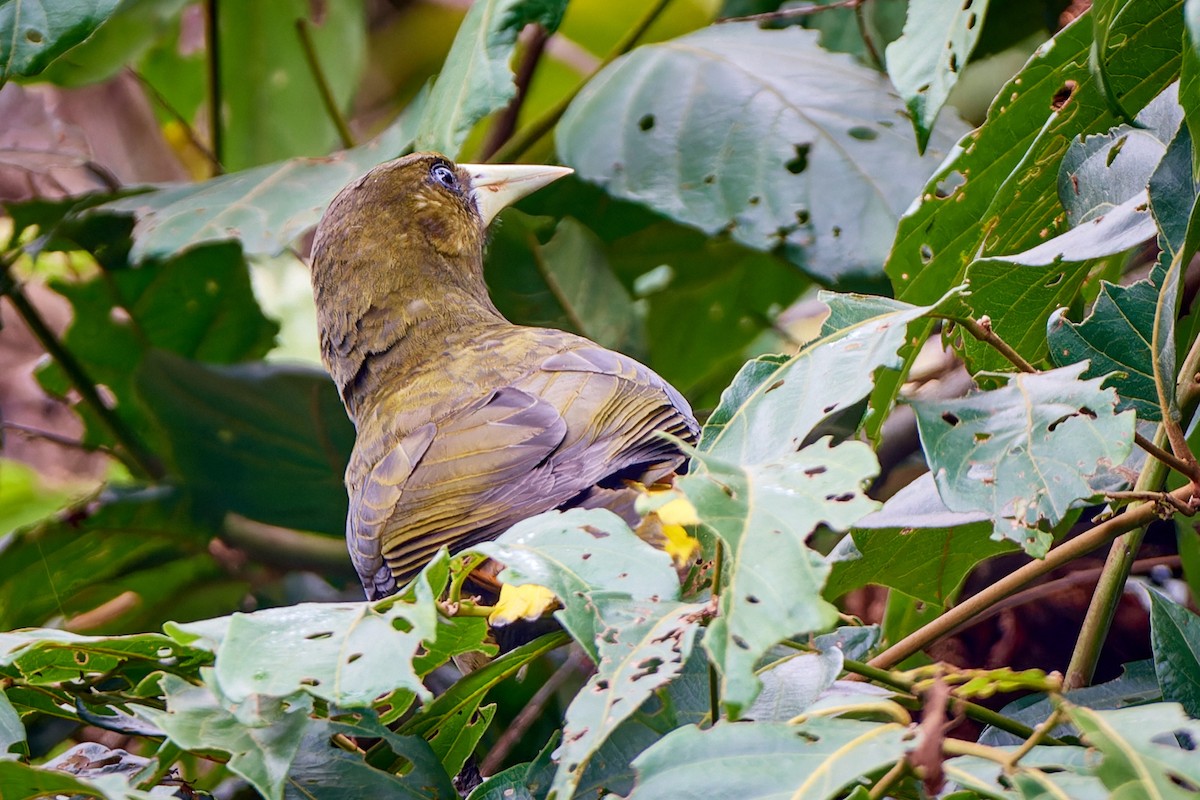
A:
[1067,702,1200,797]
[625,718,911,799]
[700,286,963,466]
[427,698,496,779]
[1048,279,1159,420]
[0,0,121,83]
[165,553,446,707]
[558,22,966,281]
[413,0,568,156]
[682,439,880,718]
[885,0,991,153]
[912,362,1135,557]
[473,509,679,661]
[549,596,704,800]
[0,628,208,686]
[1149,590,1200,717]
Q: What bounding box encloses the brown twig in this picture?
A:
[948,315,1037,373]
[205,0,223,172]
[1134,431,1200,481]
[295,18,356,149]
[719,0,860,24]
[855,0,883,69]
[128,68,221,172]
[479,648,588,775]
[2,421,112,455]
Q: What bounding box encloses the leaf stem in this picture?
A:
[0,263,163,480]
[1134,431,1200,480]
[865,482,1195,671]
[948,315,1037,373]
[1003,706,1063,771]
[708,538,724,724]
[718,0,861,24]
[868,758,909,800]
[295,18,356,149]
[854,0,883,70]
[488,0,675,164]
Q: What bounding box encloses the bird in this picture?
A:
[309,152,700,602]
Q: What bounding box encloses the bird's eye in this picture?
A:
[430,163,458,190]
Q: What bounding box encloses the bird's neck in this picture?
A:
[324,285,504,422]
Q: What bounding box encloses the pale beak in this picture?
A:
[460,163,574,226]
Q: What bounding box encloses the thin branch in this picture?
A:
[1134,431,1200,481]
[708,538,725,725]
[479,649,587,775]
[295,18,356,149]
[868,759,909,800]
[718,0,860,24]
[947,315,1037,373]
[0,265,163,480]
[220,513,355,575]
[205,0,223,172]
[865,482,1197,671]
[1003,706,1064,771]
[488,0,675,164]
[855,0,882,69]
[2,421,112,455]
[128,68,221,172]
[1104,489,1196,516]
[479,24,550,160]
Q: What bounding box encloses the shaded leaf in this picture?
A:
[1149,589,1200,717]
[558,23,966,281]
[0,760,155,800]
[0,627,208,685]
[885,0,991,152]
[683,439,880,717]
[912,362,1135,556]
[427,700,495,780]
[626,718,911,799]
[1067,702,1200,798]
[468,732,557,800]
[0,0,121,82]
[0,691,25,760]
[136,350,355,537]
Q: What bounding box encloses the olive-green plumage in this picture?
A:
[311,153,698,599]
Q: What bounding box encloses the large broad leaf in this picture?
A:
[165,554,445,708]
[0,627,208,685]
[140,674,313,800]
[912,362,1136,556]
[136,350,354,537]
[887,7,1181,363]
[102,96,425,262]
[683,440,880,718]
[218,0,365,171]
[473,508,680,660]
[0,0,120,83]
[0,487,234,632]
[38,242,278,450]
[557,22,966,281]
[700,288,962,466]
[414,0,567,157]
[885,0,991,153]
[549,597,704,800]
[1148,590,1200,717]
[1067,703,1200,798]
[824,473,1015,607]
[625,719,911,799]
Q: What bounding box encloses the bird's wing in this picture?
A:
[349,342,698,596]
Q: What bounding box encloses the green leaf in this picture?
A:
[286,712,456,800]
[743,649,845,722]
[885,0,991,152]
[39,242,278,449]
[0,0,121,83]
[1067,702,1200,798]
[0,457,74,535]
[825,473,1015,606]
[1048,279,1159,420]
[697,355,789,452]
[912,362,1135,556]
[1149,589,1200,716]
[218,0,365,171]
[166,556,442,707]
[0,487,224,631]
[0,628,208,685]
[101,96,426,262]
[413,0,568,156]
[468,732,558,800]
[558,23,967,281]
[37,0,189,86]
[0,760,156,800]
[0,691,25,760]
[549,597,704,800]
[700,287,962,466]
[140,674,313,800]
[426,699,495,780]
[943,746,1100,799]
[683,439,880,718]
[474,508,680,660]
[888,7,1181,357]
[626,718,911,799]
[136,350,354,537]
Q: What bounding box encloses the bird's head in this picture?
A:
[309,152,572,410]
